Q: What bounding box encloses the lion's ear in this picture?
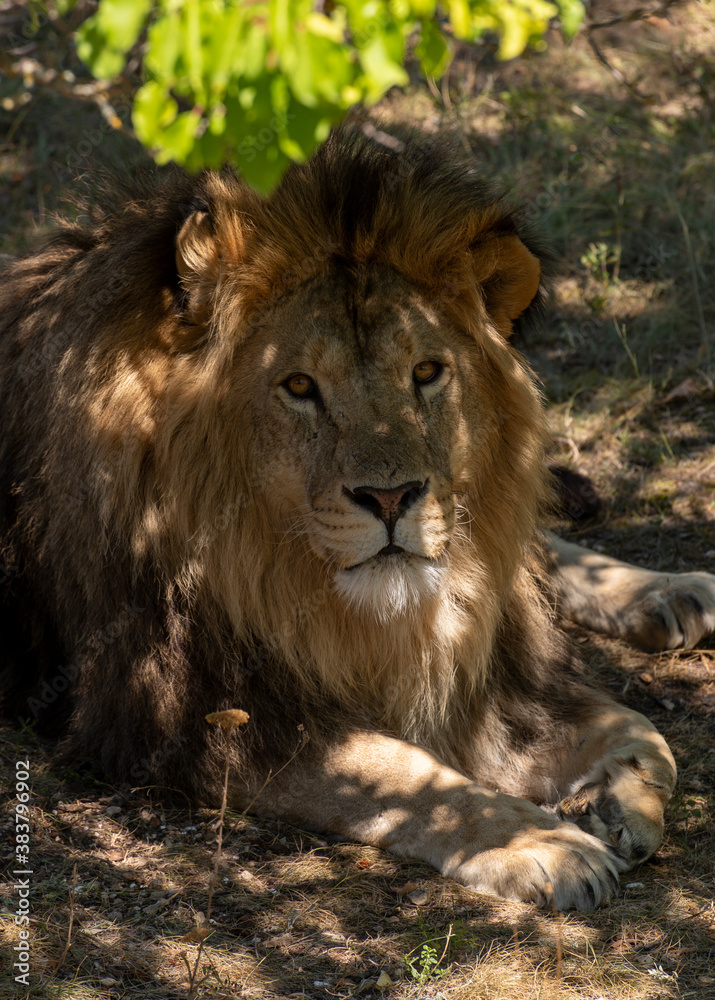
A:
[175,205,220,330]
[473,234,541,338]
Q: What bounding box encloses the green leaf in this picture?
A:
[269,0,291,51]
[211,99,227,128]
[132,79,177,146]
[144,11,182,82]
[78,0,581,190]
[496,5,531,60]
[232,110,293,191]
[245,146,293,193]
[414,18,450,78]
[409,0,436,17]
[183,0,204,97]
[154,109,203,164]
[188,127,223,169]
[556,0,585,39]
[232,21,269,80]
[280,100,339,161]
[447,0,471,39]
[358,28,408,101]
[97,0,152,52]
[76,20,126,78]
[203,4,244,94]
[305,10,347,43]
[285,29,355,106]
[76,0,153,78]
[495,1,557,61]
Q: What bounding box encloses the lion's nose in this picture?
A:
[346,481,426,533]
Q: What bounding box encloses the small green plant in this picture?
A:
[404,938,451,985]
[613,318,640,379]
[580,241,621,286]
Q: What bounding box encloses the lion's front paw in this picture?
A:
[625,571,715,651]
[452,824,626,911]
[558,744,675,865]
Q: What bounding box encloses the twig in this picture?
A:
[182,712,307,994]
[185,709,250,999]
[143,886,184,917]
[440,64,453,111]
[665,648,715,657]
[511,920,520,959]
[233,725,310,826]
[552,435,581,463]
[613,318,640,379]
[585,31,650,101]
[130,783,193,806]
[56,864,77,971]
[426,75,442,105]
[585,0,685,101]
[588,1,684,31]
[544,881,563,982]
[436,922,453,968]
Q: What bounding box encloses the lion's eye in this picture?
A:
[285,373,316,398]
[413,360,442,385]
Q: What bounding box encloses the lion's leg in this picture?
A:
[545,530,715,651]
[548,697,677,867]
[236,730,625,910]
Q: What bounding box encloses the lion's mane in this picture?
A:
[0,120,577,801]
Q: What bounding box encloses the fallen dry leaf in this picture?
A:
[663,378,699,403]
[205,708,250,727]
[180,927,210,943]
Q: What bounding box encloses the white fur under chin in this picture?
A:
[334,554,447,621]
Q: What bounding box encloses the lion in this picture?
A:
[2,120,714,911]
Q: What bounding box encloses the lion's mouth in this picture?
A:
[344,544,424,571]
[378,543,404,557]
[334,549,448,618]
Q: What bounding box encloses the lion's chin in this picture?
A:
[333,551,448,621]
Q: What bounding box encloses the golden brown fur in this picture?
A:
[0,120,683,909]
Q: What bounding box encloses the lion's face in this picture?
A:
[164,149,547,683]
[0,126,551,739]
[236,266,496,619]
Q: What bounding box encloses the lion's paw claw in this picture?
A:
[627,572,715,651]
[453,824,627,911]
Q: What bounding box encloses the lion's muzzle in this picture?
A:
[344,480,427,540]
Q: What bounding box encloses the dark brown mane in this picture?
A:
[0,120,559,802]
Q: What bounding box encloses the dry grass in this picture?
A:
[4,726,713,1000]
[1,1,714,998]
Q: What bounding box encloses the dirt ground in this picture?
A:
[1,2,714,999]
